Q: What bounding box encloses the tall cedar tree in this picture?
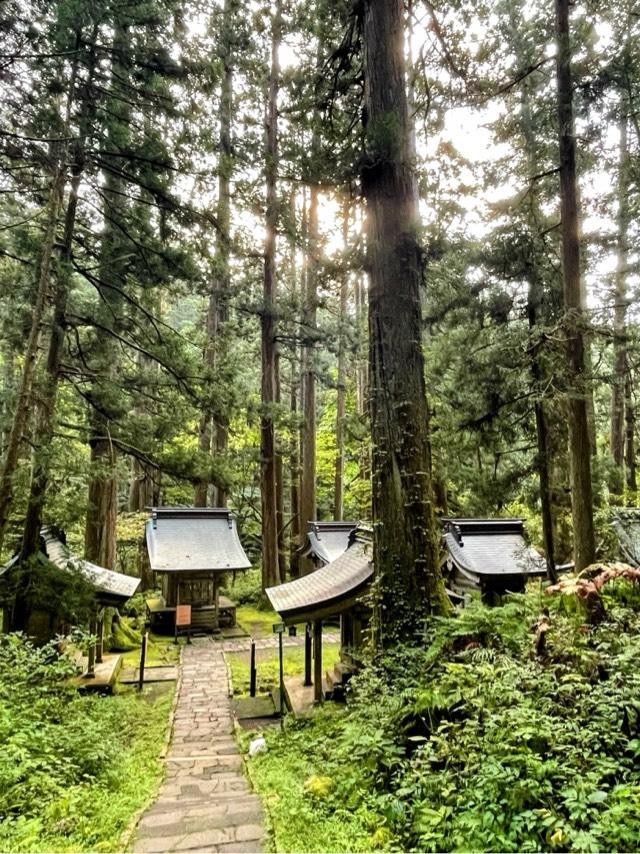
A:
[555,0,595,571]
[261,0,283,590]
[362,0,451,643]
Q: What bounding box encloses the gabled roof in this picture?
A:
[611,508,640,567]
[302,521,357,566]
[145,507,251,573]
[267,528,373,623]
[0,528,140,605]
[443,518,546,579]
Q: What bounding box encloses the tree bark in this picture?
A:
[625,373,636,493]
[289,194,301,579]
[195,0,235,508]
[299,180,318,571]
[84,18,130,569]
[555,0,595,571]
[333,198,350,521]
[507,2,557,580]
[362,0,451,644]
[610,109,630,490]
[260,0,282,590]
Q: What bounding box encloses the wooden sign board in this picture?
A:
[175,604,192,627]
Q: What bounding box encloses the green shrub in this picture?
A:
[246,587,640,853]
[0,633,171,852]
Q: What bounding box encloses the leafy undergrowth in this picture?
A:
[0,633,173,852]
[227,640,340,697]
[245,582,640,853]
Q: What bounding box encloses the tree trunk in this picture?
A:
[84,18,130,569]
[362,0,451,644]
[289,195,301,579]
[299,180,318,571]
[260,0,282,590]
[625,372,636,493]
[507,2,557,580]
[0,159,66,556]
[333,199,349,521]
[610,108,630,490]
[555,0,595,571]
[21,31,100,562]
[195,0,235,508]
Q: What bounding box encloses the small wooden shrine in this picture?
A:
[267,527,373,703]
[267,517,548,703]
[442,518,548,601]
[0,527,140,651]
[611,508,640,566]
[301,521,357,569]
[145,507,251,633]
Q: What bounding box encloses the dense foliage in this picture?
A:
[0,634,172,852]
[249,582,640,852]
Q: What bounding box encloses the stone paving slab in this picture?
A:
[132,639,265,854]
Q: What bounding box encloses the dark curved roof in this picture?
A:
[267,530,372,622]
[302,521,357,565]
[611,509,640,567]
[146,507,251,572]
[0,528,140,605]
[443,518,546,579]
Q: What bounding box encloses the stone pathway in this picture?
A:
[132,641,265,854]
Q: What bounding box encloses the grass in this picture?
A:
[240,710,377,853]
[0,684,174,853]
[226,640,340,697]
[236,603,340,640]
[121,630,181,668]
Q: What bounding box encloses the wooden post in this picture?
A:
[87,613,96,678]
[96,611,104,664]
[313,619,322,703]
[304,622,312,686]
[213,575,220,632]
[250,640,257,697]
[279,628,284,722]
[138,631,148,692]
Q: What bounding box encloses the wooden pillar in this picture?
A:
[313,619,322,703]
[304,622,312,686]
[213,575,219,632]
[96,611,104,664]
[87,613,97,678]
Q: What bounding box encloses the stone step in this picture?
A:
[146,795,262,817]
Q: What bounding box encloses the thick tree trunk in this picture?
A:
[333,200,349,521]
[507,3,557,581]
[610,110,630,490]
[362,0,451,643]
[260,0,282,590]
[625,373,636,493]
[555,0,595,571]
[289,195,301,579]
[84,19,130,569]
[299,181,318,571]
[196,0,235,508]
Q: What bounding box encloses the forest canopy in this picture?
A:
[0,0,638,616]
